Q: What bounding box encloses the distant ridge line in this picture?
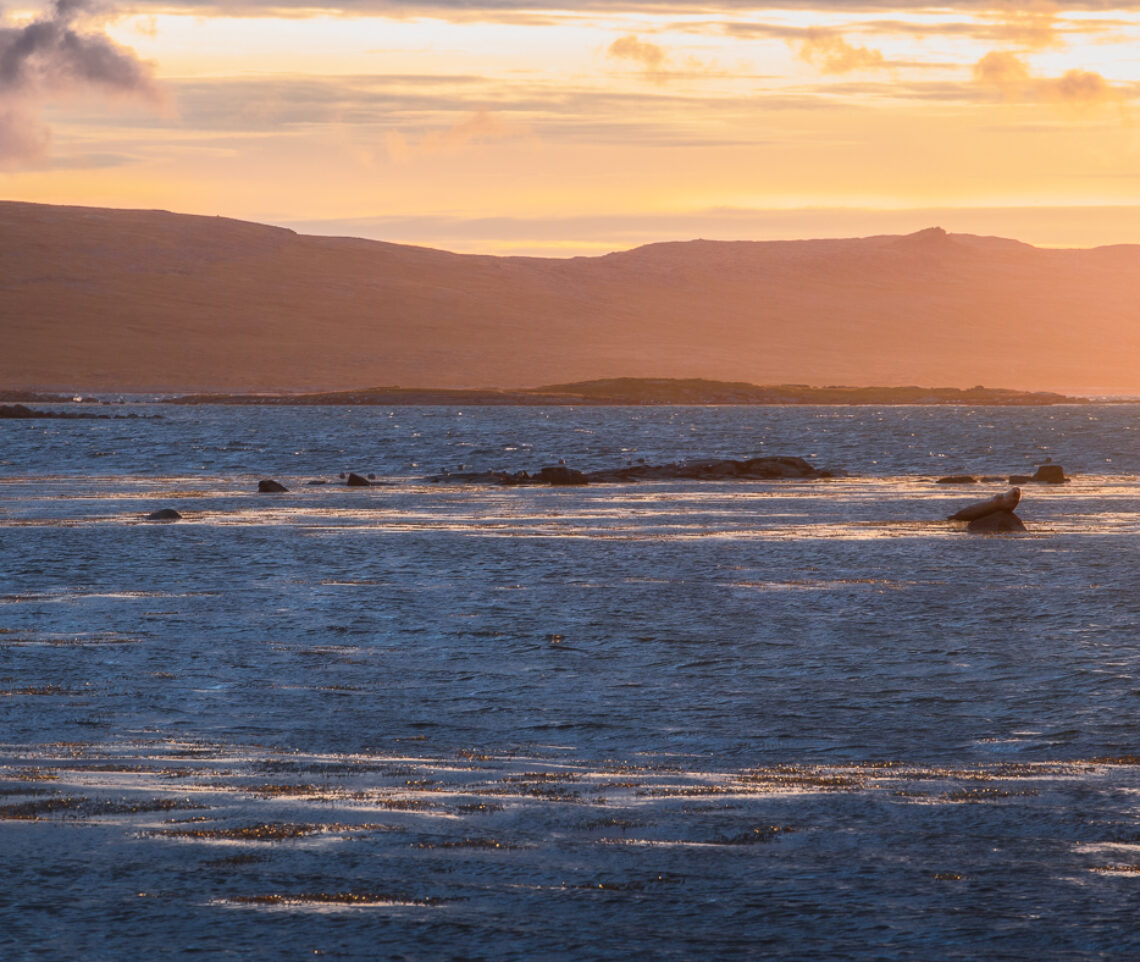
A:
[4,201,1138,394]
[165,378,1089,406]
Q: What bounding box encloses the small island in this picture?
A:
[165,378,1087,407]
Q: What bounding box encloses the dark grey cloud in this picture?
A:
[0,0,158,163]
[0,0,157,95]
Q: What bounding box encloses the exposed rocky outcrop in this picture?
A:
[588,456,837,483]
[0,403,153,420]
[537,466,588,486]
[145,508,182,521]
[345,473,371,487]
[428,456,839,486]
[1010,463,1069,485]
[1032,464,1067,484]
[967,510,1026,533]
[258,479,288,493]
[936,475,977,484]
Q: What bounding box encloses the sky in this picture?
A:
[0,0,1137,255]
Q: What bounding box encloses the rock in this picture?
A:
[306,480,328,485]
[948,487,1021,521]
[967,510,1026,533]
[0,404,36,418]
[679,459,743,479]
[739,456,821,479]
[145,508,182,521]
[427,470,509,484]
[258,479,288,493]
[1010,465,1068,484]
[425,454,837,485]
[345,473,371,486]
[537,466,588,486]
[584,455,831,483]
[937,475,977,484]
[1032,464,1067,484]
[0,403,159,420]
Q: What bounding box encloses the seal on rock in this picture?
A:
[948,488,1021,522]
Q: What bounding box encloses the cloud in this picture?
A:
[67,0,1140,16]
[0,0,160,165]
[0,103,51,163]
[608,34,667,71]
[986,0,1061,51]
[606,33,726,83]
[1041,68,1119,106]
[798,29,885,74]
[973,49,1032,94]
[973,49,1123,111]
[385,108,527,163]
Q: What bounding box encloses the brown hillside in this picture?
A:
[2,202,1137,393]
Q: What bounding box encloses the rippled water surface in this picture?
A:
[2,404,1139,960]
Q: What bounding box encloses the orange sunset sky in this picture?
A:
[1,0,1137,256]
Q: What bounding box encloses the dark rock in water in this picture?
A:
[1,403,103,420]
[145,508,182,521]
[1033,464,1067,484]
[537,466,588,486]
[0,404,37,419]
[345,473,371,486]
[586,455,835,483]
[937,475,977,484]
[949,487,1021,522]
[258,479,288,493]
[306,480,328,485]
[426,454,838,485]
[0,403,160,420]
[967,510,1026,533]
[740,456,824,479]
[1010,465,1068,484]
[429,470,510,484]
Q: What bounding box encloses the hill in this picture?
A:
[2,202,1137,394]
[168,379,1084,406]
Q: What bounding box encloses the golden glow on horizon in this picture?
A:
[1,1,1137,254]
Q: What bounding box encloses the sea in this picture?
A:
[2,402,1139,960]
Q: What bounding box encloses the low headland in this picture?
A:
[164,378,1087,407]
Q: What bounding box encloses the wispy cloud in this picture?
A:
[985,0,1062,51]
[385,108,527,162]
[798,29,885,74]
